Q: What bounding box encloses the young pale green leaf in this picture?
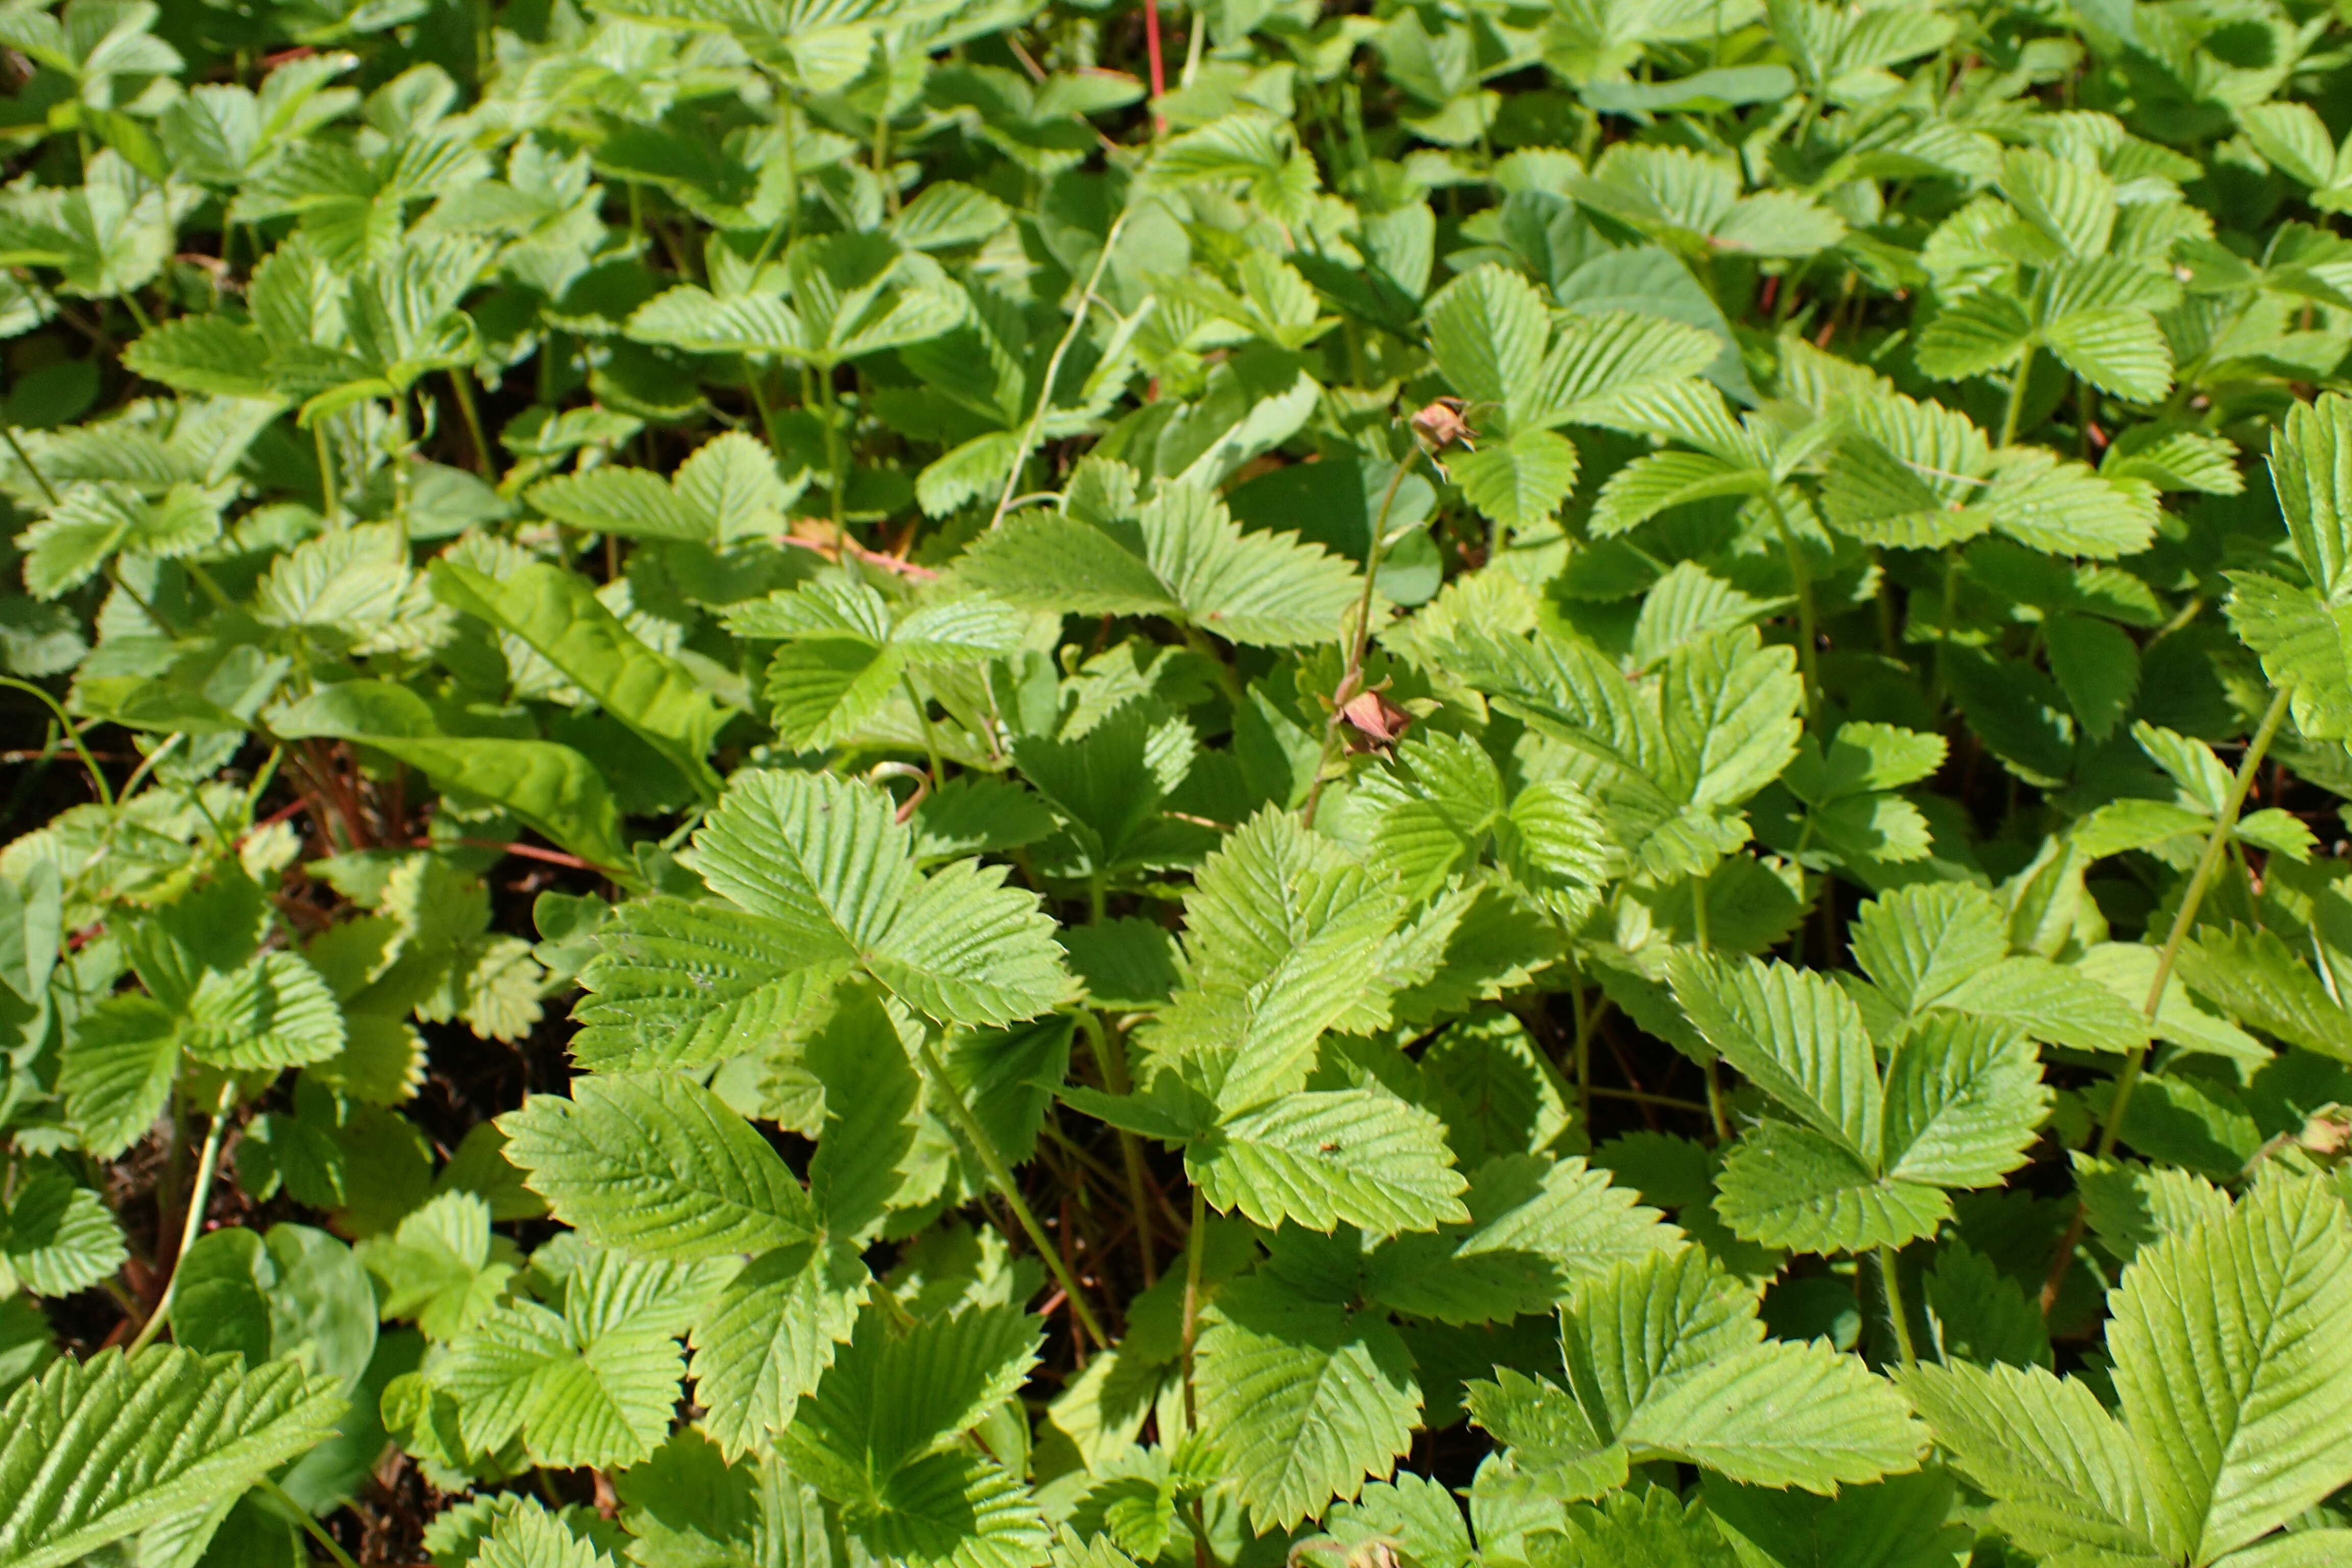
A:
[499,1071,817,1261]
[688,1238,869,1461]
[953,479,1359,648]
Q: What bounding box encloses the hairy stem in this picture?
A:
[1301,452,1417,827]
[1180,1181,1207,1430]
[262,1478,360,1568]
[988,207,1132,532]
[2040,680,2295,1313]
[1,424,57,506]
[1997,341,2037,448]
[915,1036,1109,1348]
[128,1082,235,1355]
[1762,490,1821,728]
[0,677,113,808]
[1878,1244,1918,1369]
[1076,1011,1156,1286]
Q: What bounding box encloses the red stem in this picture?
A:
[1144,0,1166,131]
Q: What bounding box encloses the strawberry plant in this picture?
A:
[3,0,2352,1561]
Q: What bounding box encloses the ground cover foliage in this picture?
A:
[3,0,2352,1560]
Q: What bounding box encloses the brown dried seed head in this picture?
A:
[1410,398,1473,451]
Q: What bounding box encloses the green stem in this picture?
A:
[915,1035,1109,1348]
[1,425,57,506]
[1997,341,2037,448]
[1076,1011,1156,1287]
[741,356,775,442]
[989,206,1133,532]
[261,1478,360,1568]
[1180,1182,1207,1430]
[315,422,341,527]
[0,677,112,807]
[1762,489,1821,728]
[127,1082,235,1355]
[1301,452,1418,827]
[901,674,947,783]
[448,369,494,481]
[1878,1244,1919,1369]
[2041,681,2295,1317]
[2100,681,2296,1158]
[1570,982,1594,1128]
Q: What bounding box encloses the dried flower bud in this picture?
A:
[1410,398,1474,452]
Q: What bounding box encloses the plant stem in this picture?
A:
[1076,1011,1156,1286]
[1180,1181,1207,1429]
[2106,681,2294,1156]
[2040,680,2295,1314]
[1570,982,1594,1127]
[128,1081,235,1355]
[1997,341,2037,448]
[989,206,1132,531]
[901,674,947,783]
[1878,1244,1918,1369]
[261,1478,360,1568]
[314,422,340,527]
[915,1036,1109,1348]
[448,369,494,480]
[1,425,57,506]
[0,677,113,807]
[1301,452,1417,827]
[1762,489,1820,728]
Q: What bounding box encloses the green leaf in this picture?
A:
[1715,1119,1950,1252]
[275,681,628,871]
[1452,429,1581,532]
[690,769,1072,1028]
[1701,1471,1972,1568]
[1195,1273,1422,1530]
[2107,1176,2352,1562]
[2267,390,2352,601]
[2224,573,2352,740]
[1668,951,1878,1157]
[432,561,734,798]
[2045,611,2140,741]
[476,1503,621,1568]
[957,477,1360,648]
[2173,925,2352,1062]
[0,1347,344,1568]
[0,1168,125,1299]
[499,1071,818,1261]
[688,1237,869,1461]
[1137,808,1405,1110]
[59,995,179,1160]
[1900,1358,2174,1564]
[1880,1014,2048,1187]
[1561,1248,1925,1491]
[1424,265,1549,431]
[1191,1089,1471,1236]
[2043,307,2173,402]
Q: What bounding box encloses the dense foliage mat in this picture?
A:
[1,0,2351,1561]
